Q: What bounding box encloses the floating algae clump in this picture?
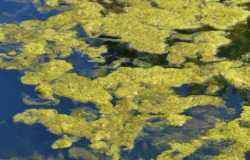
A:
[167,31,230,65]
[0,0,250,159]
[14,63,241,159]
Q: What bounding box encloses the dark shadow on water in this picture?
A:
[174,75,226,97]
[61,43,169,79]
[102,42,169,68]
[173,25,217,35]
[173,77,249,119]
[217,18,250,60]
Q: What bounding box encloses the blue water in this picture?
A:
[0,0,61,23]
[0,69,58,157]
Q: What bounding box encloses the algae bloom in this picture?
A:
[0,0,250,159]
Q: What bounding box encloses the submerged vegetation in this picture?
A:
[0,0,249,159]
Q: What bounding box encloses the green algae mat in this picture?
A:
[0,0,250,159]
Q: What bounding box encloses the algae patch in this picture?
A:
[0,0,249,159]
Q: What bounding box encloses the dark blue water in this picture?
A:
[0,0,61,23]
[0,69,60,158]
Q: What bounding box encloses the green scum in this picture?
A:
[0,0,249,159]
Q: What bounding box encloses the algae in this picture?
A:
[13,63,231,159]
[0,0,249,159]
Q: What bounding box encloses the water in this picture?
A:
[0,0,61,23]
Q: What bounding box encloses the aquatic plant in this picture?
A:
[0,0,249,159]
